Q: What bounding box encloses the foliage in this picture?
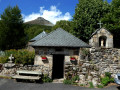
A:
[80,84,84,86]
[42,74,52,83]
[101,0,120,48]
[63,79,72,84]
[71,75,79,82]
[97,84,104,88]
[24,24,52,42]
[0,6,26,50]
[72,0,110,42]
[63,75,79,85]
[101,72,114,86]
[101,76,110,86]
[0,57,8,63]
[89,82,94,88]
[81,48,89,56]
[0,49,35,65]
[0,76,11,79]
[105,72,111,78]
[52,20,73,33]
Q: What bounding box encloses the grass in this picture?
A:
[0,76,11,79]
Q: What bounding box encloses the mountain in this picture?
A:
[25,17,54,26]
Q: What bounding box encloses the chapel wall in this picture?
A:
[89,28,113,48]
[33,47,80,78]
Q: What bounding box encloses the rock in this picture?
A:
[92,78,99,86]
[79,74,85,81]
[88,76,92,81]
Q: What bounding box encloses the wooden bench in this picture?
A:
[12,70,42,81]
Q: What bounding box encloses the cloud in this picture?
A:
[23,5,72,24]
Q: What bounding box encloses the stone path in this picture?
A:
[0,79,119,90]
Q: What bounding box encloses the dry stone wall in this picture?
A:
[64,48,120,86]
[90,48,120,76]
[0,65,51,77]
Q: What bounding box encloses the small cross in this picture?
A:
[97,21,103,28]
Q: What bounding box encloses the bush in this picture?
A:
[105,72,111,78]
[80,84,84,86]
[42,74,52,83]
[0,49,35,65]
[71,75,79,82]
[63,79,72,84]
[0,57,8,63]
[97,84,104,88]
[101,76,110,86]
[89,82,94,88]
[63,75,79,85]
[101,72,114,86]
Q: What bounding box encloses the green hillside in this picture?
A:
[24,24,53,42]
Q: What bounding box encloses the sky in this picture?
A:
[0,0,112,24]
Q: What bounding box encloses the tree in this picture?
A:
[72,0,110,42]
[52,20,73,33]
[0,6,26,50]
[24,24,52,41]
[101,0,120,47]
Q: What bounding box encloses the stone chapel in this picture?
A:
[30,28,90,79]
[89,28,113,48]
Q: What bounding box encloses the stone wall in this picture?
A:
[90,48,120,76]
[64,48,120,86]
[0,65,51,77]
[34,47,80,78]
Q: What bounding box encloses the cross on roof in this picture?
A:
[97,21,103,28]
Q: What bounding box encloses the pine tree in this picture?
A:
[0,6,26,50]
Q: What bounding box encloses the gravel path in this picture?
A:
[0,79,119,90]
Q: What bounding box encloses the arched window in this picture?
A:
[99,36,107,47]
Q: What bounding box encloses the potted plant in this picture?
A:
[41,56,47,60]
[70,56,76,61]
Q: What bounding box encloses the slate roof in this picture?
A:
[31,28,90,48]
[30,31,47,42]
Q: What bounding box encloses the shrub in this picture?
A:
[101,72,114,86]
[89,82,94,88]
[63,79,72,84]
[0,49,35,65]
[42,74,52,83]
[80,84,84,86]
[71,75,79,82]
[63,75,79,85]
[97,84,104,88]
[0,57,8,63]
[110,77,114,83]
[101,76,110,86]
[105,72,111,78]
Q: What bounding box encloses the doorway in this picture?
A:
[52,54,64,79]
[99,36,107,47]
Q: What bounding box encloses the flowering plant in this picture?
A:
[41,56,47,60]
[70,56,76,61]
